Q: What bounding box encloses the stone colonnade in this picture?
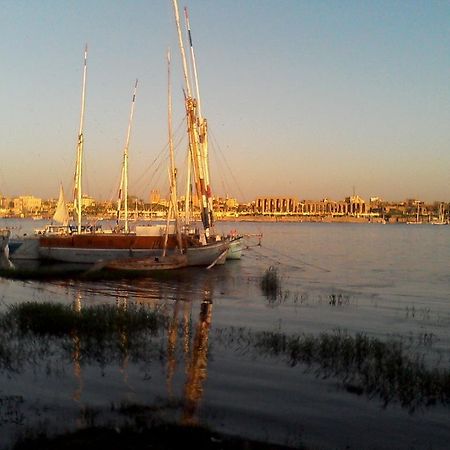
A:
[255,196,366,215]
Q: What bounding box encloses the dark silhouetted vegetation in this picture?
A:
[216,327,450,411]
[12,422,300,450]
[260,266,281,300]
[7,302,164,337]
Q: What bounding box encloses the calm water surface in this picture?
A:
[0,219,449,449]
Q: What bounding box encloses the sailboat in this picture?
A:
[100,50,189,273]
[33,183,71,236]
[432,202,448,225]
[8,40,228,267]
[406,200,423,224]
[172,1,241,261]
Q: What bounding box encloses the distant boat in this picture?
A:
[52,183,70,227]
[0,229,10,255]
[406,201,423,224]
[432,202,448,225]
[34,183,71,236]
[0,229,14,269]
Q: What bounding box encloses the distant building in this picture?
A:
[345,195,367,215]
[0,194,9,209]
[255,197,299,214]
[149,189,161,204]
[255,195,367,216]
[13,195,42,215]
[81,195,95,208]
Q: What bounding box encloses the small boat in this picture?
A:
[226,236,244,260]
[1,229,10,254]
[102,254,188,272]
[0,229,14,269]
[35,183,71,235]
[432,203,448,225]
[407,200,423,224]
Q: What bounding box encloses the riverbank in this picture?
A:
[3,215,445,225]
[217,215,386,223]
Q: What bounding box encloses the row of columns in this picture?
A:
[255,197,367,215]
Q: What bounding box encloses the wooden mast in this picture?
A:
[118,79,138,233]
[74,44,87,233]
[172,0,213,240]
[164,49,183,256]
[184,7,214,231]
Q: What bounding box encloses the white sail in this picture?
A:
[53,184,70,226]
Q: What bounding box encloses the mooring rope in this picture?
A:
[247,240,331,273]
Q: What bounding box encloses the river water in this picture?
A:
[0,219,449,449]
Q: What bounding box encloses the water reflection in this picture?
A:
[116,294,132,394]
[182,286,213,425]
[63,276,215,428]
[71,290,83,403]
[165,280,214,425]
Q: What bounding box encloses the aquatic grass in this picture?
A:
[6,302,165,337]
[260,266,281,300]
[0,302,169,374]
[216,327,450,410]
[1,302,449,412]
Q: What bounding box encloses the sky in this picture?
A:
[0,0,448,204]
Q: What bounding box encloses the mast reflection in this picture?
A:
[182,297,212,425]
[165,280,213,425]
[71,290,83,404]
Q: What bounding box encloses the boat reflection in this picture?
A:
[70,289,133,408]
[166,280,213,425]
[66,277,214,427]
[182,297,212,425]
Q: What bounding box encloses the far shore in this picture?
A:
[1,215,439,225]
[217,215,389,223]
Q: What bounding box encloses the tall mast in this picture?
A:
[164,49,183,255]
[120,79,138,234]
[172,0,213,239]
[184,7,202,117]
[184,7,213,229]
[172,0,192,98]
[74,44,88,233]
[185,151,191,225]
[173,0,199,229]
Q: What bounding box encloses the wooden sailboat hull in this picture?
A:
[185,240,229,266]
[103,254,188,272]
[9,232,230,267]
[35,233,228,267]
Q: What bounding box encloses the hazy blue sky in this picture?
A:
[0,0,448,203]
